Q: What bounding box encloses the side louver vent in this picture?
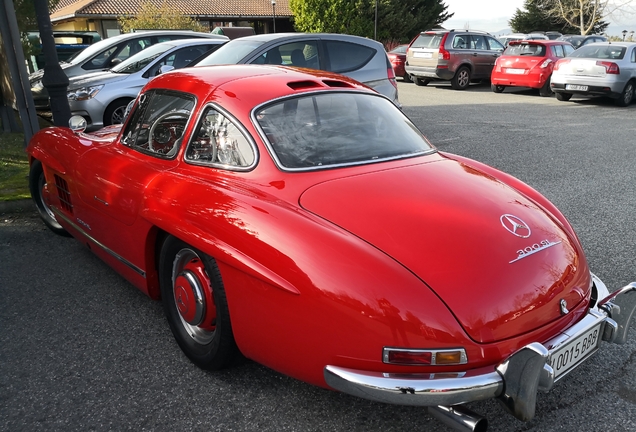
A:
[54,175,73,214]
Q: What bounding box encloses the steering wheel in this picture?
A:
[148,111,190,154]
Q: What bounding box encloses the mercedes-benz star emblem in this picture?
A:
[500,214,531,238]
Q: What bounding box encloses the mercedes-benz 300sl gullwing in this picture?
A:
[26,65,636,431]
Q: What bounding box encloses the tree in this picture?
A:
[509,0,609,34]
[547,0,630,35]
[289,0,454,44]
[13,0,60,56]
[118,1,206,33]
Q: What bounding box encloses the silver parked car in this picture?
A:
[30,30,228,110]
[189,33,400,106]
[67,39,226,130]
[551,42,636,107]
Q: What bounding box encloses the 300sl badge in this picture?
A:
[510,239,562,263]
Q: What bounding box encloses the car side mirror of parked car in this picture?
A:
[158,65,175,76]
[68,115,87,134]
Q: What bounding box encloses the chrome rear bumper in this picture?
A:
[324,277,636,422]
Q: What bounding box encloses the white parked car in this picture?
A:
[551,42,636,107]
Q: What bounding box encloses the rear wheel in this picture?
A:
[159,236,238,370]
[491,84,505,93]
[451,66,471,90]
[28,160,70,236]
[555,92,572,101]
[539,77,553,97]
[403,73,413,83]
[414,77,430,86]
[615,81,634,107]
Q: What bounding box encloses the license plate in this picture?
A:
[548,322,601,379]
[414,52,433,58]
[566,84,588,91]
[506,68,525,74]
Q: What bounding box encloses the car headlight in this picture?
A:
[67,85,104,101]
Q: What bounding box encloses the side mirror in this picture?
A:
[157,65,175,76]
[69,115,87,133]
[110,58,122,67]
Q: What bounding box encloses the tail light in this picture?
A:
[386,57,398,92]
[438,33,451,60]
[383,347,468,366]
[553,58,570,71]
[539,58,552,68]
[596,61,620,74]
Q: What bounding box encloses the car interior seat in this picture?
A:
[266,49,282,65]
[173,48,201,69]
[291,49,307,67]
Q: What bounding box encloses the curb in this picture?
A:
[0,199,33,214]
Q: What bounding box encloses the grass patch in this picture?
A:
[0,132,30,201]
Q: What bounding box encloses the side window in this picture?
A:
[111,37,153,64]
[185,106,256,169]
[121,90,195,158]
[84,46,118,69]
[486,36,504,51]
[632,48,636,63]
[324,40,374,73]
[452,36,468,49]
[470,35,487,50]
[551,45,564,57]
[563,44,575,56]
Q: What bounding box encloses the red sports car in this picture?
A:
[387,44,411,82]
[491,40,575,96]
[27,65,635,431]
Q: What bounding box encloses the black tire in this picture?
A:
[539,77,553,97]
[414,77,430,86]
[451,66,471,90]
[28,160,70,237]
[615,81,634,107]
[103,98,133,126]
[403,73,413,83]
[555,92,572,101]
[491,84,505,93]
[159,236,238,370]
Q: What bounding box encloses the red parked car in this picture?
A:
[27,65,636,430]
[387,44,411,82]
[491,40,575,96]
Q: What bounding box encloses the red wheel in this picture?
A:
[160,236,238,369]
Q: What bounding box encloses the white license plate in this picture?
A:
[548,322,601,379]
[506,68,525,74]
[414,52,433,59]
[566,84,588,91]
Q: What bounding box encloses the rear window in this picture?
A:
[504,43,546,56]
[570,45,626,60]
[411,34,443,49]
[254,92,434,170]
[324,41,375,73]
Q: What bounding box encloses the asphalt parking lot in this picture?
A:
[1,81,635,432]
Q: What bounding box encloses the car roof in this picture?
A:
[145,64,374,108]
[221,32,383,47]
[508,40,571,46]
[150,38,227,48]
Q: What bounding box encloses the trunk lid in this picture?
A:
[300,159,590,344]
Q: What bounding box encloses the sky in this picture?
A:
[440,0,636,36]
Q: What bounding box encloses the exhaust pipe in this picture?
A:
[428,405,488,432]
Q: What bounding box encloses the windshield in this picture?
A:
[193,39,265,66]
[111,44,172,74]
[255,92,434,170]
[504,43,546,56]
[570,45,626,59]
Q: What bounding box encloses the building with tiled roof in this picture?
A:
[50,0,293,38]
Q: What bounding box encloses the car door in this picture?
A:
[73,89,195,273]
[468,35,492,78]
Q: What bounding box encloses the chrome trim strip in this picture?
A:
[52,209,146,278]
[509,241,562,263]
